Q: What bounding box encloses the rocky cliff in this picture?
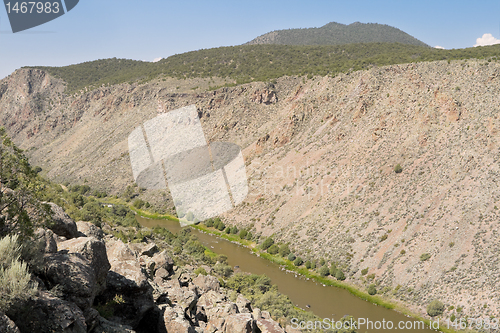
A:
[1,58,500,320]
[1,203,290,333]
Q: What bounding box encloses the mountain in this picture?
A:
[246,21,429,47]
[2,51,500,322]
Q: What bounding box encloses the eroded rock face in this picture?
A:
[192,274,220,294]
[222,313,256,333]
[45,202,79,239]
[58,237,110,293]
[9,291,87,333]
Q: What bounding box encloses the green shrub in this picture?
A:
[132,199,145,209]
[427,300,445,317]
[194,267,207,276]
[267,244,279,255]
[205,219,214,228]
[213,263,233,278]
[394,164,403,173]
[0,235,38,312]
[361,268,369,275]
[287,253,296,261]
[261,237,274,250]
[225,227,231,234]
[319,266,329,276]
[279,244,290,257]
[238,229,248,239]
[367,284,377,295]
[305,261,312,269]
[335,269,346,281]
[319,258,326,266]
[329,263,337,276]
[420,253,431,261]
[294,257,303,266]
[230,226,238,234]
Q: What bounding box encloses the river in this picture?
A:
[137,216,437,333]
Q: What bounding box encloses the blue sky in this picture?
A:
[1,0,500,79]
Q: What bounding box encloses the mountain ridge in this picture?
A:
[245,21,429,47]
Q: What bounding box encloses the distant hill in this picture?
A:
[246,21,429,47]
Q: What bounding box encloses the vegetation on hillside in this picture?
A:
[31,43,500,93]
[246,21,428,47]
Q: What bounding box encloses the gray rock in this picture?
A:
[58,237,110,293]
[45,202,79,239]
[76,221,104,240]
[92,316,136,333]
[0,312,20,333]
[192,274,220,293]
[43,252,96,311]
[151,250,174,275]
[256,318,286,333]
[9,291,87,333]
[160,305,195,333]
[35,228,57,253]
[236,294,252,313]
[222,313,255,333]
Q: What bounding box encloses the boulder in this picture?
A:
[129,242,158,257]
[35,228,57,253]
[76,221,104,240]
[222,313,255,333]
[192,274,220,293]
[45,202,79,239]
[106,238,149,290]
[0,312,20,333]
[160,305,195,333]
[104,238,154,328]
[256,318,286,333]
[151,250,174,275]
[93,316,136,333]
[9,291,87,333]
[235,294,252,313]
[58,237,110,293]
[43,252,96,311]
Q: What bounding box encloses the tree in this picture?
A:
[293,257,303,266]
[427,300,445,317]
[0,128,49,239]
[261,237,274,250]
[329,263,337,276]
[319,266,329,277]
[335,269,346,281]
[279,243,290,257]
[287,253,296,261]
[267,244,279,255]
[367,284,377,295]
[394,164,403,173]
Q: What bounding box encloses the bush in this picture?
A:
[279,244,290,257]
[205,219,214,228]
[213,263,233,278]
[239,229,248,239]
[225,227,231,234]
[319,266,329,276]
[194,267,207,276]
[367,284,377,295]
[230,226,238,234]
[394,164,403,173]
[0,235,38,312]
[305,261,312,269]
[361,268,369,275]
[261,237,274,250]
[420,253,431,261]
[287,253,296,261]
[132,199,145,209]
[293,257,303,266]
[427,300,445,317]
[335,269,346,281]
[267,244,279,255]
[329,263,337,276]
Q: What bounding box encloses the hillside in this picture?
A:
[246,22,429,47]
[28,43,500,94]
[1,56,500,323]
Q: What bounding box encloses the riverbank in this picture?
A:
[121,205,458,333]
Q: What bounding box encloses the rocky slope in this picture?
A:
[1,203,290,333]
[1,58,500,321]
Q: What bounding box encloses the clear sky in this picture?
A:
[1,0,500,79]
